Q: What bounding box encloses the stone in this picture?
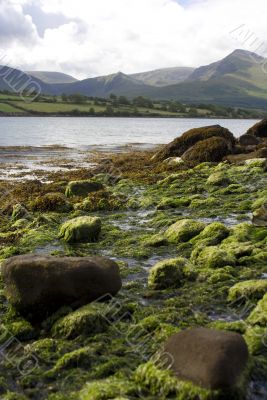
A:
[65,180,104,197]
[165,219,205,243]
[228,280,267,302]
[148,258,187,290]
[153,125,235,162]
[29,192,72,212]
[163,327,248,389]
[252,203,267,226]
[1,254,122,320]
[206,172,230,186]
[238,134,260,146]
[246,119,267,138]
[191,245,236,269]
[59,216,101,243]
[182,137,231,166]
[247,293,267,327]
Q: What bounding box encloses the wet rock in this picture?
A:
[191,245,236,269]
[148,257,187,290]
[29,192,72,212]
[246,119,267,138]
[11,204,29,221]
[225,148,267,164]
[190,222,229,246]
[182,137,231,166]
[59,216,101,243]
[228,280,267,302]
[252,203,267,226]
[153,125,235,162]
[65,180,104,197]
[1,254,122,320]
[247,293,267,327]
[238,134,260,146]
[163,327,248,389]
[51,303,110,339]
[165,219,205,243]
[206,171,230,186]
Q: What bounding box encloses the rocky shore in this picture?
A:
[0,120,266,399]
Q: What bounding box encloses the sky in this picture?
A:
[0,0,267,79]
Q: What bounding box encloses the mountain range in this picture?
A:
[1,49,267,109]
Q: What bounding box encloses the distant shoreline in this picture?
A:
[0,113,260,119]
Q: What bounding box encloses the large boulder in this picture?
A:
[182,137,231,166]
[59,216,101,243]
[252,203,267,226]
[163,327,248,390]
[65,180,104,197]
[246,119,267,138]
[1,254,122,320]
[153,125,235,162]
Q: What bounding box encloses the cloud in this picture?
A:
[2,0,267,79]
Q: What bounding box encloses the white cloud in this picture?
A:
[2,0,267,79]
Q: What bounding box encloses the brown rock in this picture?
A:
[182,137,231,166]
[163,327,248,390]
[153,125,235,162]
[238,134,260,146]
[246,119,267,138]
[1,254,122,321]
[252,203,267,226]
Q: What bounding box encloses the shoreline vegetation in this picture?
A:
[0,91,267,118]
[0,120,266,399]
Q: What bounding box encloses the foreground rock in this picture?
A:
[59,216,101,242]
[65,180,104,197]
[252,203,267,226]
[153,125,235,162]
[165,219,205,243]
[163,327,248,390]
[148,257,187,290]
[1,255,122,320]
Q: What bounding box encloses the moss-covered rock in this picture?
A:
[29,192,72,212]
[244,326,267,355]
[192,245,236,269]
[228,280,267,302]
[153,125,234,162]
[165,219,205,243]
[246,118,267,138]
[59,216,101,243]
[51,303,110,339]
[65,180,104,197]
[252,202,267,227]
[206,172,230,186]
[148,257,188,290]
[247,293,267,327]
[191,222,229,246]
[182,137,231,166]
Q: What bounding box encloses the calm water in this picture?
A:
[0,117,259,149]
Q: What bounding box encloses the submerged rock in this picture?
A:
[59,216,101,243]
[65,180,104,197]
[165,219,205,243]
[252,203,267,226]
[1,254,122,320]
[153,125,235,162]
[148,257,187,290]
[163,327,248,390]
